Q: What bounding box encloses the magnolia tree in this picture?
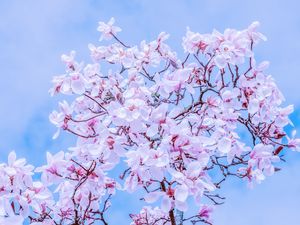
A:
[1,18,300,225]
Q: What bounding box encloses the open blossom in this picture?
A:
[182,27,212,54]
[130,206,170,225]
[213,27,254,68]
[199,205,214,222]
[111,98,149,124]
[1,18,299,225]
[35,151,67,185]
[157,68,195,98]
[0,152,53,224]
[61,50,77,71]
[287,130,300,150]
[249,144,280,176]
[88,44,109,61]
[0,151,34,192]
[97,17,121,41]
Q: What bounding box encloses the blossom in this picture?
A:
[199,205,214,221]
[182,27,210,54]
[157,68,194,98]
[246,144,280,184]
[88,44,109,61]
[61,50,77,71]
[287,130,300,151]
[1,19,298,224]
[35,151,67,185]
[97,17,121,41]
[130,206,169,225]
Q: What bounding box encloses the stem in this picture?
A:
[160,181,176,225]
[111,32,131,48]
[169,209,176,225]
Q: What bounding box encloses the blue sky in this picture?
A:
[0,0,300,224]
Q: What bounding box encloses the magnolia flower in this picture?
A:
[61,51,77,71]
[248,144,280,179]
[2,19,297,224]
[35,151,66,185]
[111,98,149,124]
[97,17,121,41]
[88,44,109,61]
[199,205,214,221]
[130,206,169,225]
[182,27,210,54]
[247,21,267,43]
[285,130,300,151]
[5,151,33,177]
[158,68,194,98]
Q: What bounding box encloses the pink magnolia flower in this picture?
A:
[35,151,67,185]
[1,18,298,225]
[97,17,121,41]
[157,68,194,98]
[88,44,109,61]
[199,204,214,221]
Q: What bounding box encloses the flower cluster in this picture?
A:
[1,18,299,224]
